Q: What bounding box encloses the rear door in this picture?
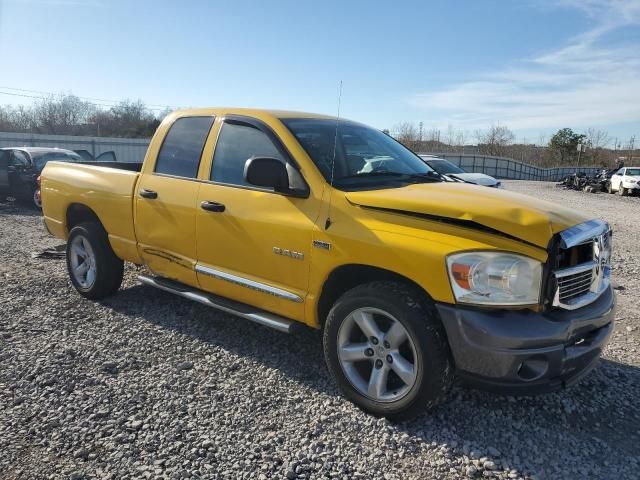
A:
[134,115,215,287]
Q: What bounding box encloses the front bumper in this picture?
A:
[436,285,615,394]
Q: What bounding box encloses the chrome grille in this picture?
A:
[552,220,612,310]
[557,267,593,302]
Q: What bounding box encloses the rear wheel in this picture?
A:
[323,281,453,420]
[66,222,124,299]
[32,187,42,209]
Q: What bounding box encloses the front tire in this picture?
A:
[323,281,453,420]
[66,222,124,299]
[618,186,626,196]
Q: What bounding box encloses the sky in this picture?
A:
[0,0,638,144]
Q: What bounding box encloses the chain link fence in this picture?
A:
[422,153,600,182]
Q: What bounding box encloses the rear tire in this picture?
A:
[607,182,613,194]
[32,187,42,210]
[323,281,453,420]
[66,222,124,299]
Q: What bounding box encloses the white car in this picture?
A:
[419,156,502,188]
[608,167,640,196]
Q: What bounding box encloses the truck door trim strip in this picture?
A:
[195,264,303,303]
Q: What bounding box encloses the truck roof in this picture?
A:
[171,107,339,121]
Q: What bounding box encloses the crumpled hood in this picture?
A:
[345,182,590,248]
[448,172,499,186]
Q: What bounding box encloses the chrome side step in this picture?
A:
[138,274,295,334]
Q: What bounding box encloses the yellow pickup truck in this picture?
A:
[41,108,615,419]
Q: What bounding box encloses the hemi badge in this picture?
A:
[313,240,331,250]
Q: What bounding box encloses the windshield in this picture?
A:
[426,159,465,175]
[282,118,439,190]
[626,168,640,176]
[31,151,84,170]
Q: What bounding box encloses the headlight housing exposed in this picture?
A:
[446,252,542,306]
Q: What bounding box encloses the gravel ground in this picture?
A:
[1,182,639,480]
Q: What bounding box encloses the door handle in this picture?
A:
[139,189,158,199]
[201,201,225,212]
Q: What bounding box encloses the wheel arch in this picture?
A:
[316,264,436,328]
[66,203,105,234]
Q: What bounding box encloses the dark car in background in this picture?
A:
[420,155,502,188]
[0,147,87,208]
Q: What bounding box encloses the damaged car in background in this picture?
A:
[608,167,640,196]
[420,155,502,188]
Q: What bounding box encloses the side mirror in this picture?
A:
[244,157,290,191]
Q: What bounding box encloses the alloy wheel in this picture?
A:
[69,235,97,289]
[337,307,418,402]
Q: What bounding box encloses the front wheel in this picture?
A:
[618,186,627,196]
[323,281,453,420]
[66,222,124,299]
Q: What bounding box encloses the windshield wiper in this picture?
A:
[446,173,475,184]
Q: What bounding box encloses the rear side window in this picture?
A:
[211,122,283,186]
[155,116,214,178]
[11,151,30,167]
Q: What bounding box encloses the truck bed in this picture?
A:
[78,161,143,172]
[41,161,142,263]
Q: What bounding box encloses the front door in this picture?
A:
[195,117,322,322]
[134,115,215,286]
[8,150,32,198]
[0,150,9,191]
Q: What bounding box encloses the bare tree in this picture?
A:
[475,124,515,156]
[0,92,166,138]
[445,125,456,153]
[392,121,420,151]
[586,128,611,166]
[455,130,467,153]
[626,135,636,163]
[31,94,95,134]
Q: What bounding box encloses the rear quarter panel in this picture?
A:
[41,162,141,263]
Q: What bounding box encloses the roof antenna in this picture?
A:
[325,80,343,230]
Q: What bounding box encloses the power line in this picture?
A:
[0,86,177,111]
[0,86,174,108]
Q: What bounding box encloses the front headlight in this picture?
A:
[446,252,542,306]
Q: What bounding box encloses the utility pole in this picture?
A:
[576,143,586,173]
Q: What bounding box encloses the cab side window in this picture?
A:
[155,116,214,178]
[211,122,284,187]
